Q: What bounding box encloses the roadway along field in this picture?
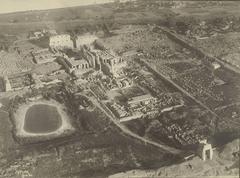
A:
[156,26,240,75]
[138,59,240,130]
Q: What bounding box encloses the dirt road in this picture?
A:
[87,91,182,155]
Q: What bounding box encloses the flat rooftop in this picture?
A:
[67,57,88,66]
[128,94,154,104]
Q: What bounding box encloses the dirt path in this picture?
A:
[87,91,182,155]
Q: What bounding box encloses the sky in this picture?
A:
[0,0,113,14]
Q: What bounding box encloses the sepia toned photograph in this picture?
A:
[0,0,239,178]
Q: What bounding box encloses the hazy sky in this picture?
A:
[0,0,113,14]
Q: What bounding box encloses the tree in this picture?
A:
[176,21,189,35]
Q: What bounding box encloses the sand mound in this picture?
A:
[219,139,239,161]
[109,139,239,178]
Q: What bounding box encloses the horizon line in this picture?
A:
[0,0,115,15]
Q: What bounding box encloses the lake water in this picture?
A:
[24,104,62,134]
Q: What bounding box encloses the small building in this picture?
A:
[32,48,56,64]
[116,78,132,89]
[211,62,221,70]
[3,76,12,92]
[46,29,57,35]
[198,139,213,161]
[28,31,44,39]
[111,102,128,118]
[214,78,226,86]
[4,74,33,91]
[122,50,138,57]
[49,34,74,49]
[127,94,157,107]
[95,50,126,77]
[59,48,101,76]
[60,56,91,75]
[31,73,42,88]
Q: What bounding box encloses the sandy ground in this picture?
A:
[109,139,239,178]
[14,99,75,137]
